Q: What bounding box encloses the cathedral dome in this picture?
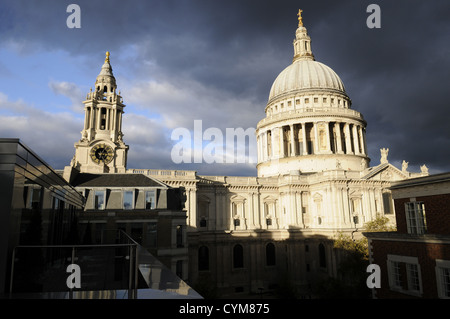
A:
[268,59,347,103]
[256,10,369,178]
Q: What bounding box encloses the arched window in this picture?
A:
[319,243,327,268]
[266,242,276,266]
[198,246,209,271]
[233,244,244,268]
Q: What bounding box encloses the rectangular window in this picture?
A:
[390,261,402,288]
[405,202,426,234]
[145,222,157,247]
[387,255,422,296]
[130,223,142,244]
[30,187,42,210]
[145,190,156,209]
[436,259,450,299]
[94,191,105,210]
[382,192,393,214]
[176,225,183,248]
[407,263,421,291]
[123,190,134,210]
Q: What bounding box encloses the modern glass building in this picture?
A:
[0,138,85,295]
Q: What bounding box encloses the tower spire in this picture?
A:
[292,9,314,62]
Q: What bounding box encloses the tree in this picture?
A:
[316,216,394,298]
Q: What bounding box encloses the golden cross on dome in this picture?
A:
[105,51,110,63]
[297,9,303,27]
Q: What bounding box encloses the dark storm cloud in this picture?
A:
[1,0,449,174]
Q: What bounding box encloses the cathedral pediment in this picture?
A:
[361,163,409,182]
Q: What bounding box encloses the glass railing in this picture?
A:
[9,230,140,298]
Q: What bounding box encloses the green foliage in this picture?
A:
[333,232,368,260]
[316,216,394,298]
[364,216,396,232]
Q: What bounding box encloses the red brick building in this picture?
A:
[364,172,450,299]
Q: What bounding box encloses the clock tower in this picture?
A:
[67,52,129,175]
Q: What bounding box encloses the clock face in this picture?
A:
[90,143,114,164]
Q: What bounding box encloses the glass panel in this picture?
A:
[407,263,420,291]
[145,222,157,247]
[123,191,133,210]
[443,268,450,297]
[94,191,105,210]
[145,190,156,209]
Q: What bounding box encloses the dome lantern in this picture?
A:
[293,9,314,63]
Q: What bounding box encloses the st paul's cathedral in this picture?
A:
[62,11,428,297]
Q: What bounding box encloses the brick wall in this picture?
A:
[394,193,450,235]
[370,239,450,298]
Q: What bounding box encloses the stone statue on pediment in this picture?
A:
[402,160,408,172]
[380,148,389,164]
[420,164,428,174]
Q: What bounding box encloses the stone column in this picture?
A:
[352,124,360,155]
[290,124,296,156]
[89,106,95,132]
[96,107,102,130]
[344,123,352,154]
[106,108,110,131]
[362,128,368,155]
[118,111,122,132]
[335,122,343,154]
[279,127,285,158]
[290,191,298,226]
[325,122,332,153]
[111,108,116,132]
[254,191,261,229]
[83,107,89,130]
[302,123,308,155]
[358,126,365,155]
[264,131,268,161]
[313,122,319,154]
[248,192,254,229]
